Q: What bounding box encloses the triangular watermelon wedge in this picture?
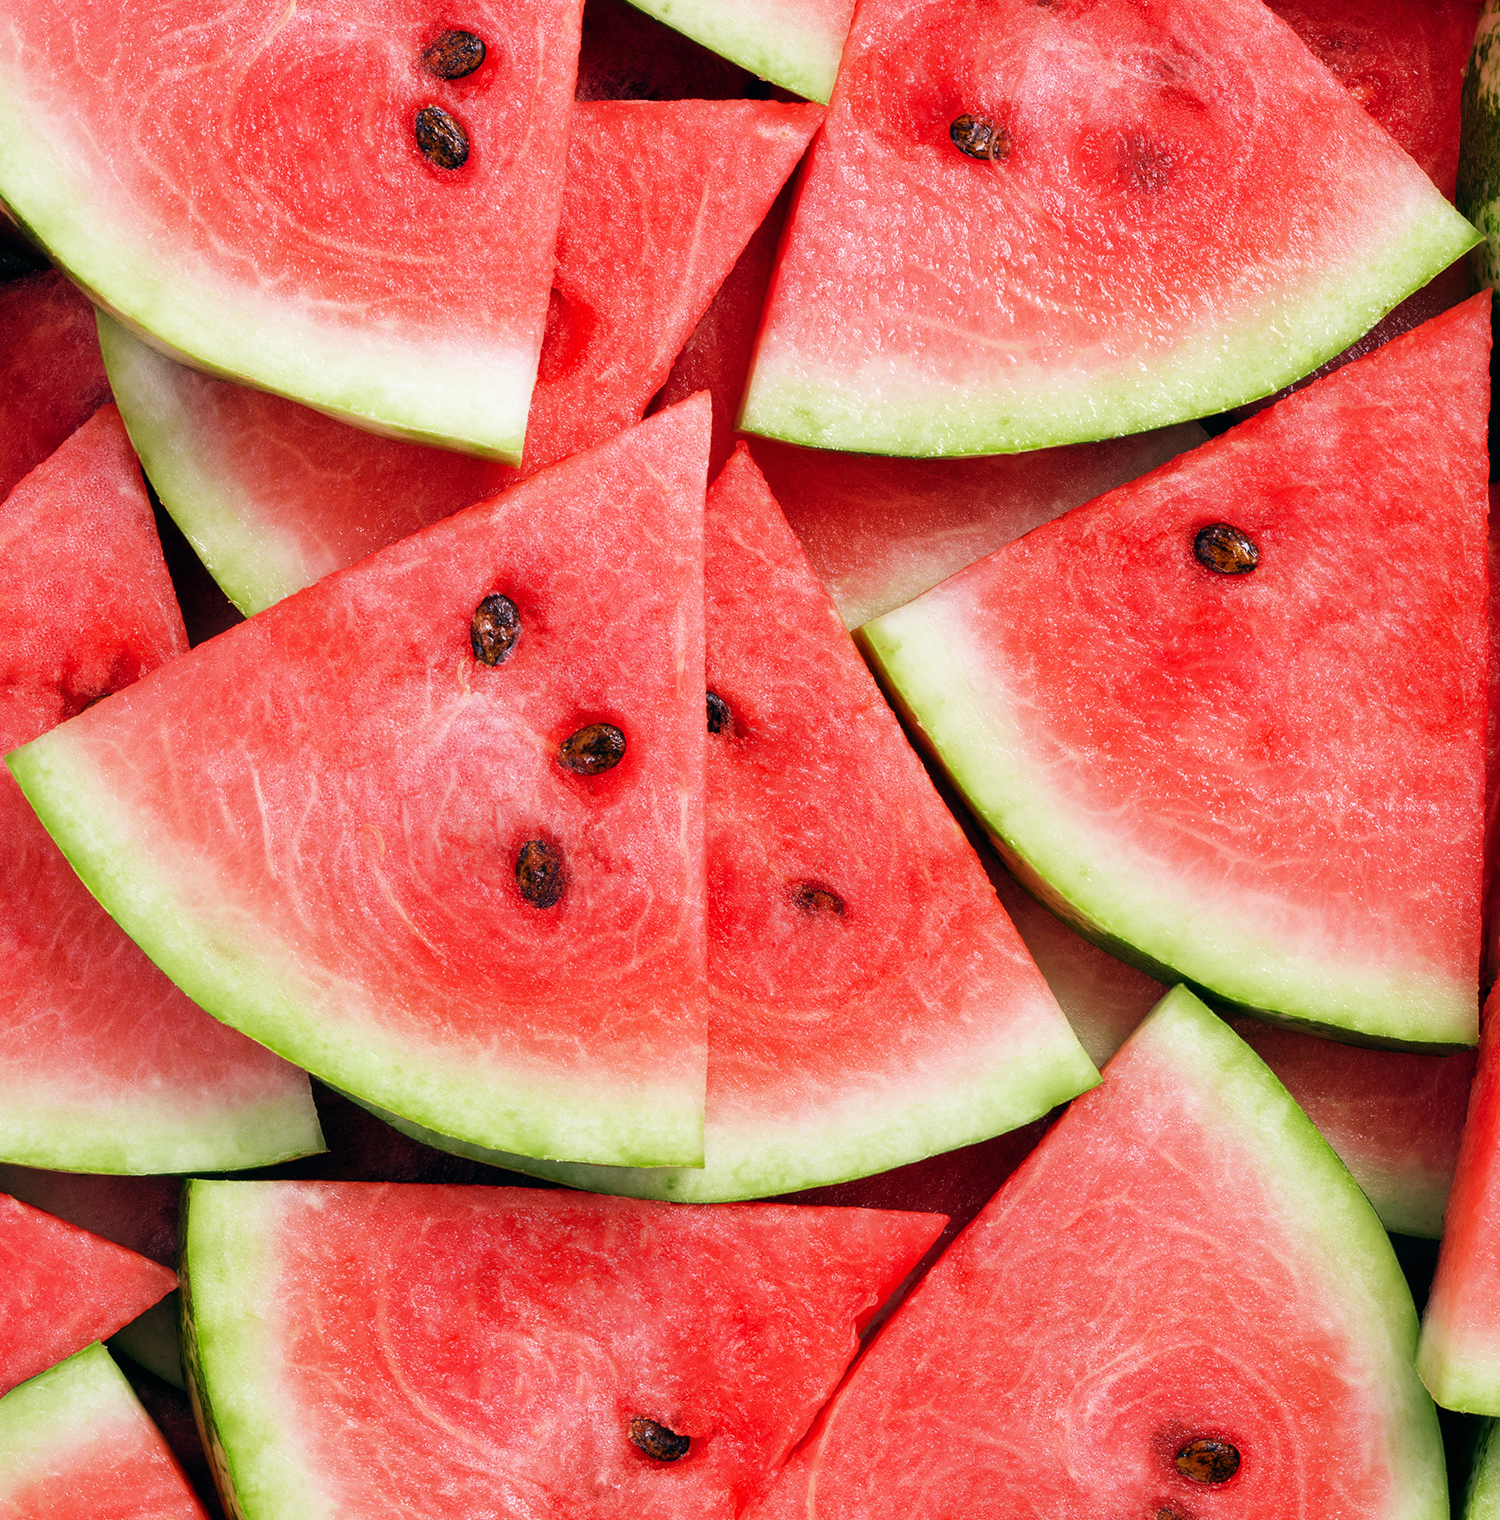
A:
[739,0,1480,455]
[0,0,585,460]
[746,986,1446,1520]
[1,405,322,1173]
[181,1180,946,1518]
[0,1192,176,1396]
[861,295,1491,1048]
[8,399,711,1169]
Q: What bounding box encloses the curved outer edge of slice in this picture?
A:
[1460,2,1500,292]
[1467,1419,1500,1518]
[854,604,1477,1052]
[622,0,851,103]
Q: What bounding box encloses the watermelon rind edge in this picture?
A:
[1466,1419,1500,1519]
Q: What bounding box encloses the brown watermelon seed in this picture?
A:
[706,690,731,735]
[1175,1439,1240,1484]
[629,1416,690,1462]
[470,593,519,665]
[793,882,845,916]
[558,723,627,775]
[950,113,1011,162]
[415,105,469,168]
[421,29,486,79]
[1193,523,1259,575]
[515,839,563,909]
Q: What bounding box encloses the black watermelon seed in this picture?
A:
[470,593,520,665]
[793,882,845,916]
[706,690,731,735]
[1193,523,1259,575]
[1175,1438,1240,1485]
[415,105,470,169]
[422,29,486,79]
[629,1416,690,1462]
[558,723,627,775]
[950,113,1011,162]
[515,839,563,908]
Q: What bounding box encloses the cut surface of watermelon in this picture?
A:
[8,401,711,1169]
[0,405,322,1173]
[860,297,1491,1048]
[0,1343,208,1519]
[0,0,584,460]
[746,986,1446,1520]
[0,1192,176,1396]
[739,0,1480,456]
[182,1180,944,1518]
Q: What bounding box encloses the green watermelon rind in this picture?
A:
[856,607,1477,1050]
[1467,1419,1500,1518]
[621,0,846,103]
[740,194,1480,457]
[1459,2,1500,292]
[0,76,533,464]
[4,732,706,1172]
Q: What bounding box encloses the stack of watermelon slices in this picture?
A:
[2,0,1500,1513]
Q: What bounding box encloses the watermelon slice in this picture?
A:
[1462,4,1500,290]
[739,0,1480,456]
[0,0,584,461]
[1468,1421,1500,1517]
[1,405,322,1173]
[860,296,1491,1048]
[103,99,819,617]
[747,985,1447,1520]
[0,1192,176,1396]
[181,1180,945,1518]
[8,400,711,1169]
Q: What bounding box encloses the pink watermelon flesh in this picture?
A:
[104,99,819,616]
[1486,482,1500,991]
[8,399,712,1169]
[0,1192,176,1395]
[0,0,584,460]
[0,406,321,1174]
[746,987,1445,1520]
[749,423,1204,628]
[860,296,1492,1049]
[183,1181,945,1518]
[739,0,1479,456]
[0,270,109,503]
[0,1344,209,1520]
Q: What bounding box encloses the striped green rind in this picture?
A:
[857,605,1474,1050]
[5,728,704,1172]
[1459,1,1500,290]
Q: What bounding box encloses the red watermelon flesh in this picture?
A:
[8,399,712,1170]
[860,295,1492,1048]
[749,423,1204,629]
[745,986,1446,1520]
[1486,482,1500,991]
[0,269,109,503]
[0,0,583,461]
[0,406,322,1174]
[0,1192,176,1395]
[103,99,820,617]
[182,1181,946,1519]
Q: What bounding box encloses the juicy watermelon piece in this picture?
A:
[750,423,1204,628]
[739,0,1480,456]
[8,400,711,1169]
[0,406,322,1172]
[0,1193,176,1395]
[103,99,819,617]
[1461,4,1500,290]
[181,1180,945,1518]
[621,0,855,103]
[860,296,1491,1048]
[0,270,109,503]
[0,1344,208,1519]
[747,986,1446,1520]
[0,0,584,461]
[1468,1421,1500,1517]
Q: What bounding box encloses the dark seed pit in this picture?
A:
[629,1416,690,1462]
[706,690,731,735]
[950,113,1011,162]
[1193,523,1259,575]
[793,881,845,916]
[470,593,520,665]
[558,722,627,776]
[515,839,563,909]
[422,29,486,79]
[1175,1438,1240,1485]
[415,105,470,168]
